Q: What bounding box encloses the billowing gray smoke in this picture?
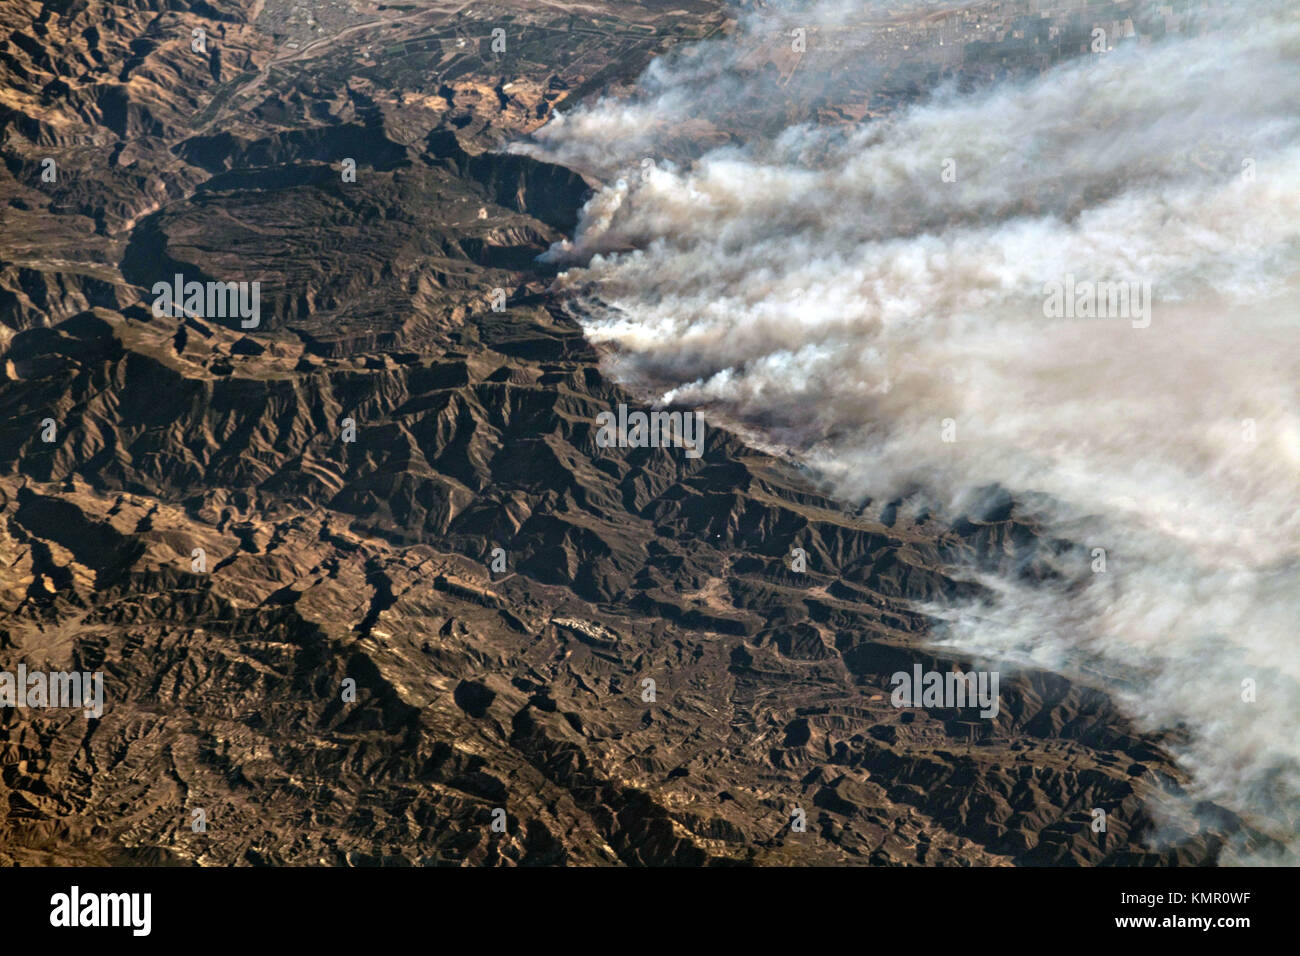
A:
[518,1,1300,861]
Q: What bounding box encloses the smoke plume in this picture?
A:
[518,0,1300,860]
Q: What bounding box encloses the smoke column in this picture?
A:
[518,0,1300,861]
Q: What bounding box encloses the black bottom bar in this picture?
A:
[3,864,1285,943]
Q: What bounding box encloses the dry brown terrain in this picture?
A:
[0,0,1269,865]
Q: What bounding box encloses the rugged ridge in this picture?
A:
[0,0,1271,865]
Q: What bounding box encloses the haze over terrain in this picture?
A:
[521,0,1300,860]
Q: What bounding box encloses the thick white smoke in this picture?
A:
[521,1,1300,860]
